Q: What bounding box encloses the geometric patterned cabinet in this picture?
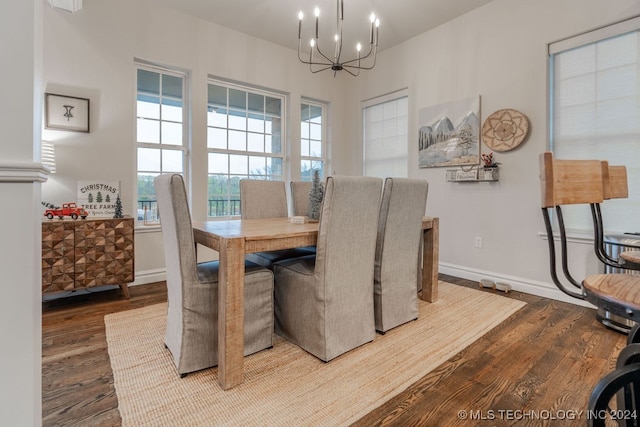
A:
[42,217,135,299]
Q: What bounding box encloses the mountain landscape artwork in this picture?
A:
[418,96,480,168]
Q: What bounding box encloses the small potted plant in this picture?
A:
[481,152,500,180]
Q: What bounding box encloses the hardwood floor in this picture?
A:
[42,275,627,426]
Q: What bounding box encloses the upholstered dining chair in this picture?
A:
[239,179,314,267]
[273,176,383,362]
[290,180,320,254]
[155,173,274,376]
[539,152,640,333]
[374,178,429,333]
[289,180,312,217]
[240,179,289,219]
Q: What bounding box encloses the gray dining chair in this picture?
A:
[155,173,274,377]
[240,179,314,267]
[374,177,429,333]
[290,180,319,253]
[290,180,312,216]
[240,179,289,219]
[273,176,382,362]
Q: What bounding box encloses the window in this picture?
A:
[549,17,640,232]
[207,81,285,217]
[136,64,187,223]
[300,101,327,181]
[362,89,408,178]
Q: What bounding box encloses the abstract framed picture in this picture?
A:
[44,93,90,133]
[418,96,480,168]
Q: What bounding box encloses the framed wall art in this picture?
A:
[44,93,90,133]
[418,96,480,168]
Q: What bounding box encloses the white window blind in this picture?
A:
[549,17,640,233]
[362,89,408,179]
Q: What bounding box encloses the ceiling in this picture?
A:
[153,0,495,52]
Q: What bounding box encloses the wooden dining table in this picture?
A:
[192,216,439,390]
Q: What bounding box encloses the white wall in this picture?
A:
[0,0,43,424]
[343,0,640,302]
[41,0,353,282]
[42,0,640,303]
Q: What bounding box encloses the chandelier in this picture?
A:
[297,0,380,76]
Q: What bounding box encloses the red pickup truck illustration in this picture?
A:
[44,202,88,220]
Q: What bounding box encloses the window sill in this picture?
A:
[135,223,161,233]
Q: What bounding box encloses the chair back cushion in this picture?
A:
[374,178,429,330]
[314,176,382,340]
[240,180,288,219]
[154,174,198,287]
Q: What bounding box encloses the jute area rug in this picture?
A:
[105,281,525,426]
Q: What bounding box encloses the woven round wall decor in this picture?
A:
[481,109,529,152]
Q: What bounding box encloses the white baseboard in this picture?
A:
[131,264,594,309]
[439,262,595,308]
[131,268,166,287]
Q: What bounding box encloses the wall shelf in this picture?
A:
[446,167,499,182]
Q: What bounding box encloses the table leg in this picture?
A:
[217,236,245,390]
[420,217,439,302]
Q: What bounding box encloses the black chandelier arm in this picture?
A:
[343,54,377,71]
[341,50,377,71]
[298,41,334,67]
[341,66,360,77]
[297,53,332,67]
[341,44,375,65]
[309,64,335,73]
[313,42,335,66]
[297,40,308,63]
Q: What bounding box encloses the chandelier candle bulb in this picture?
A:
[369,13,375,43]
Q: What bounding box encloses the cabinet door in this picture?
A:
[74,218,134,288]
[42,221,75,293]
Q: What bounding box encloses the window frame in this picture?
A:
[135,62,189,225]
[206,79,287,218]
[300,99,328,181]
[548,16,640,234]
